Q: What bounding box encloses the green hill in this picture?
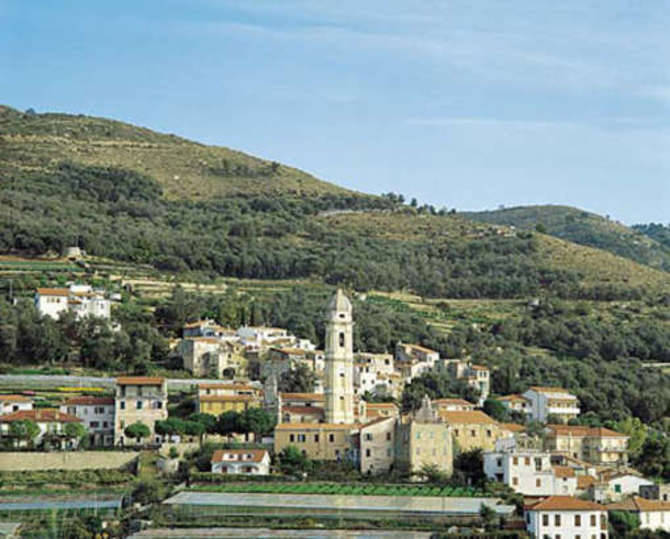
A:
[464,205,670,272]
[1,106,669,301]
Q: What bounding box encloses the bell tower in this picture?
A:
[324,288,355,424]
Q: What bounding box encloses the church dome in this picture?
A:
[327,288,352,314]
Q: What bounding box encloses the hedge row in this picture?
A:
[0,469,134,486]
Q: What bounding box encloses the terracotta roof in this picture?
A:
[438,410,498,425]
[361,416,396,429]
[501,422,526,432]
[526,496,605,511]
[280,393,325,402]
[199,395,254,403]
[184,320,210,328]
[577,475,597,489]
[116,376,164,386]
[35,288,69,296]
[399,343,438,355]
[211,449,268,463]
[432,398,473,406]
[470,365,489,371]
[282,406,324,416]
[553,466,576,478]
[198,383,258,391]
[0,395,32,403]
[548,425,627,438]
[275,423,358,430]
[271,347,308,356]
[366,402,399,409]
[188,337,221,344]
[528,386,574,395]
[63,396,114,406]
[0,409,81,423]
[498,394,528,402]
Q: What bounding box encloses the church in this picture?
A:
[272,289,453,477]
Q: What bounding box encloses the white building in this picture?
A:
[596,472,654,502]
[484,443,577,496]
[522,386,580,423]
[0,409,83,448]
[60,396,115,447]
[0,395,33,415]
[607,496,670,532]
[35,286,111,320]
[354,353,394,397]
[497,394,531,415]
[210,449,270,475]
[525,496,608,538]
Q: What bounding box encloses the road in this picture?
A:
[0,374,250,391]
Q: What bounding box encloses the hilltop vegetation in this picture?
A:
[465,205,670,272]
[1,105,669,302]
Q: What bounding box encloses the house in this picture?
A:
[595,471,654,502]
[607,496,670,532]
[432,398,476,412]
[177,337,238,378]
[525,496,608,538]
[354,353,394,397]
[395,343,439,382]
[359,416,396,475]
[114,377,167,446]
[197,383,261,398]
[438,410,510,451]
[394,396,453,478]
[35,286,111,321]
[210,449,270,475]
[437,359,491,405]
[0,395,33,415]
[363,402,399,421]
[60,396,115,447]
[545,425,629,466]
[182,320,237,340]
[281,405,324,424]
[522,387,580,423]
[0,409,83,449]
[264,348,325,389]
[274,423,358,461]
[280,392,325,408]
[197,394,259,415]
[484,440,578,497]
[640,483,670,502]
[497,394,530,415]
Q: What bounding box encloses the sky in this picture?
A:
[1,0,669,223]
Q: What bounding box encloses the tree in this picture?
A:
[453,449,487,488]
[483,399,508,422]
[278,364,317,393]
[64,422,88,447]
[237,408,276,441]
[188,413,217,446]
[217,411,240,439]
[417,463,450,485]
[278,445,312,475]
[8,419,40,448]
[124,422,150,444]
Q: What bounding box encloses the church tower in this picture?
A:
[324,289,355,424]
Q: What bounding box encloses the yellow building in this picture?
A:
[438,410,508,452]
[197,394,260,415]
[545,425,629,466]
[274,423,357,461]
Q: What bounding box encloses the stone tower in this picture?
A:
[324,288,355,424]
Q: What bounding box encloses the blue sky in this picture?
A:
[1,1,669,223]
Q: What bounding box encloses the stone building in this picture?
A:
[114,376,167,446]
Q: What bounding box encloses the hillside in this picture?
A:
[0,105,352,199]
[464,205,670,272]
[1,106,669,301]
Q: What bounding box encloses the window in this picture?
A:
[386,432,391,441]
[614,484,621,493]
[512,477,518,486]
[590,515,596,526]
[365,449,371,457]
[120,401,125,410]
[136,401,143,410]
[329,434,335,443]
[156,401,163,409]
[314,434,319,442]
[94,407,105,414]
[470,430,476,437]
[486,429,492,437]
[89,421,100,428]
[554,514,561,526]
[365,433,373,441]
[298,434,306,442]
[525,457,530,466]
[536,478,541,487]
[289,434,295,442]
[416,432,421,440]
[339,332,345,347]
[513,457,518,466]
[575,514,581,526]
[497,458,502,467]
[542,514,549,526]
[454,429,459,437]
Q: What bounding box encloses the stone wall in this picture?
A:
[0,451,138,471]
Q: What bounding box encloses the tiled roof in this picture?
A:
[63,396,114,406]
[552,466,576,478]
[400,343,438,354]
[470,365,489,371]
[526,496,605,511]
[116,376,164,386]
[361,416,396,429]
[501,422,526,432]
[280,392,325,401]
[275,423,358,430]
[198,383,257,391]
[282,406,324,416]
[432,398,473,406]
[366,402,399,409]
[438,410,498,425]
[188,337,221,344]
[199,395,254,403]
[0,409,81,423]
[497,394,527,402]
[607,496,670,512]
[528,386,574,395]
[211,449,268,463]
[547,425,627,438]
[0,394,32,403]
[35,288,69,296]
[271,347,308,356]
[577,475,597,489]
